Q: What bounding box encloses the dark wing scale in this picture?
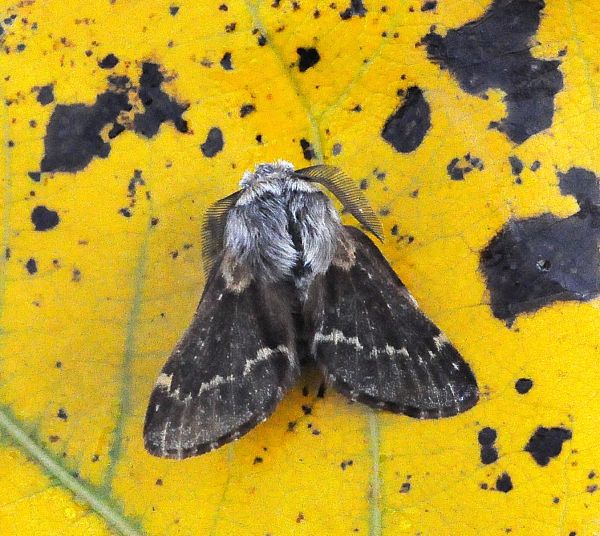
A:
[144,256,299,459]
[295,165,384,241]
[201,190,243,277]
[305,226,478,418]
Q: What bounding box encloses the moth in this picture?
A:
[144,161,478,459]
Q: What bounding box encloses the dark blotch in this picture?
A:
[240,103,256,117]
[478,427,499,465]
[509,156,524,176]
[201,127,224,157]
[480,167,600,323]
[421,0,563,143]
[495,472,513,493]
[481,446,498,465]
[36,84,54,105]
[31,205,59,231]
[447,157,463,181]
[339,0,367,19]
[107,121,125,138]
[41,91,131,172]
[98,53,119,69]
[57,408,68,420]
[134,62,189,137]
[478,427,497,445]
[447,153,483,181]
[381,86,431,153]
[515,378,533,394]
[525,426,572,466]
[220,52,233,70]
[25,258,37,274]
[421,0,437,11]
[297,47,320,72]
[169,5,179,15]
[300,138,315,160]
[28,171,40,182]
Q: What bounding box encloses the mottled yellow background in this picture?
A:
[1,0,599,535]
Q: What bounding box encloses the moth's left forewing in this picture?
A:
[305,226,478,418]
[144,257,300,459]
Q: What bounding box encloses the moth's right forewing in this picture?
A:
[306,226,478,418]
[144,257,299,459]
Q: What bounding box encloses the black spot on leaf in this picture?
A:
[339,0,367,19]
[421,0,563,144]
[421,0,437,11]
[447,153,484,181]
[57,408,68,420]
[25,258,37,274]
[41,91,130,172]
[31,205,59,231]
[98,53,119,69]
[220,52,233,70]
[169,5,179,15]
[239,103,256,117]
[478,427,499,465]
[297,47,320,72]
[201,127,224,157]
[525,426,572,466]
[300,138,315,160]
[36,84,54,105]
[509,156,524,176]
[515,378,533,394]
[480,167,600,323]
[381,86,431,153]
[108,123,125,139]
[134,62,189,137]
[495,472,513,492]
[28,171,40,182]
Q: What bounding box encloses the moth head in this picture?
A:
[240,160,296,188]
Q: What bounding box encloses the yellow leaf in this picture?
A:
[1,0,599,535]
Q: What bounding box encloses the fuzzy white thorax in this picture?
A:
[223,161,342,287]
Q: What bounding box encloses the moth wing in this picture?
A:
[295,165,383,241]
[144,258,299,459]
[306,226,478,418]
[201,190,243,277]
